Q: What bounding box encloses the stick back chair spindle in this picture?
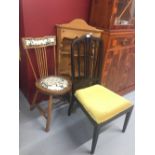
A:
[22,36,71,132]
[68,34,134,154]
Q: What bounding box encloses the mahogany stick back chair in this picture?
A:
[68,34,134,154]
[22,36,71,132]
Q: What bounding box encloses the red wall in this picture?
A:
[19,0,91,104]
[20,0,91,37]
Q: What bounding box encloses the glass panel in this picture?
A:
[114,0,135,25]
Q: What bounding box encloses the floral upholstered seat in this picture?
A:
[40,76,69,91]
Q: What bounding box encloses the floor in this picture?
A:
[19,91,135,155]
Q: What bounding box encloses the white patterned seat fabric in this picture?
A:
[40,76,69,91]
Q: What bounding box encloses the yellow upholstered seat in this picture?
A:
[75,84,132,124]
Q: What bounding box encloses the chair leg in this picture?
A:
[122,107,133,133]
[30,90,39,111]
[45,95,52,132]
[68,93,74,116]
[91,125,100,154]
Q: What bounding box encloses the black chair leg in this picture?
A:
[68,94,74,116]
[122,107,133,133]
[91,125,100,154]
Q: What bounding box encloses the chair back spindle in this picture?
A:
[71,34,103,90]
[22,36,56,80]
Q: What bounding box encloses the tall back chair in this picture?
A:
[22,36,71,132]
[68,34,133,154]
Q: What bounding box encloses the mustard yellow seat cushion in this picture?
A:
[74,84,132,124]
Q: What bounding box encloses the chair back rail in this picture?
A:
[71,34,104,91]
[22,36,56,80]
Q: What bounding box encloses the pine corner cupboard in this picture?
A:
[89,0,135,94]
[56,19,103,77]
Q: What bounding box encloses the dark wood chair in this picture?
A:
[68,34,133,154]
[22,36,71,132]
